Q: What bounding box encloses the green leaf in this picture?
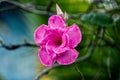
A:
[81,12,113,27]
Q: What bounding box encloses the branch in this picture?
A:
[0,40,38,50]
[0,0,83,19]
[0,0,54,16]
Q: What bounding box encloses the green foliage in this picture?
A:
[56,0,90,13]
[81,12,113,27]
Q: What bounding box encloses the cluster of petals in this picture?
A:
[34,15,82,66]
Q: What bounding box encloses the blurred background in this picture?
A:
[0,0,120,80]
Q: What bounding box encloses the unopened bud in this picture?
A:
[64,11,68,22]
[56,4,64,17]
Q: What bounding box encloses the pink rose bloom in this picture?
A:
[34,15,82,66]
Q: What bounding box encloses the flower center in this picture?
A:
[56,39,62,46]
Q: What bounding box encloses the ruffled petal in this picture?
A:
[53,46,69,54]
[38,47,55,66]
[53,33,69,54]
[57,49,79,65]
[34,24,47,46]
[48,15,66,29]
[46,40,69,54]
[60,33,69,47]
[45,33,69,54]
[66,24,82,48]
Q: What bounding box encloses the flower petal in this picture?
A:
[34,24,47,46]
[60,33,69,47]
[52,34,69,54]
[66,24,82,48]
[57,49,79,65]
[38,47,55,66]
[45,33,69,54]
[53,46,69,54]
[48,15,66,29]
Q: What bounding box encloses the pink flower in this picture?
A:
[34,5,82,66]
[34,15,82,66]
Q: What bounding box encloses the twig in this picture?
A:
[0,40,38,50]
[0,0,54,15]
[0,0,83,19]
